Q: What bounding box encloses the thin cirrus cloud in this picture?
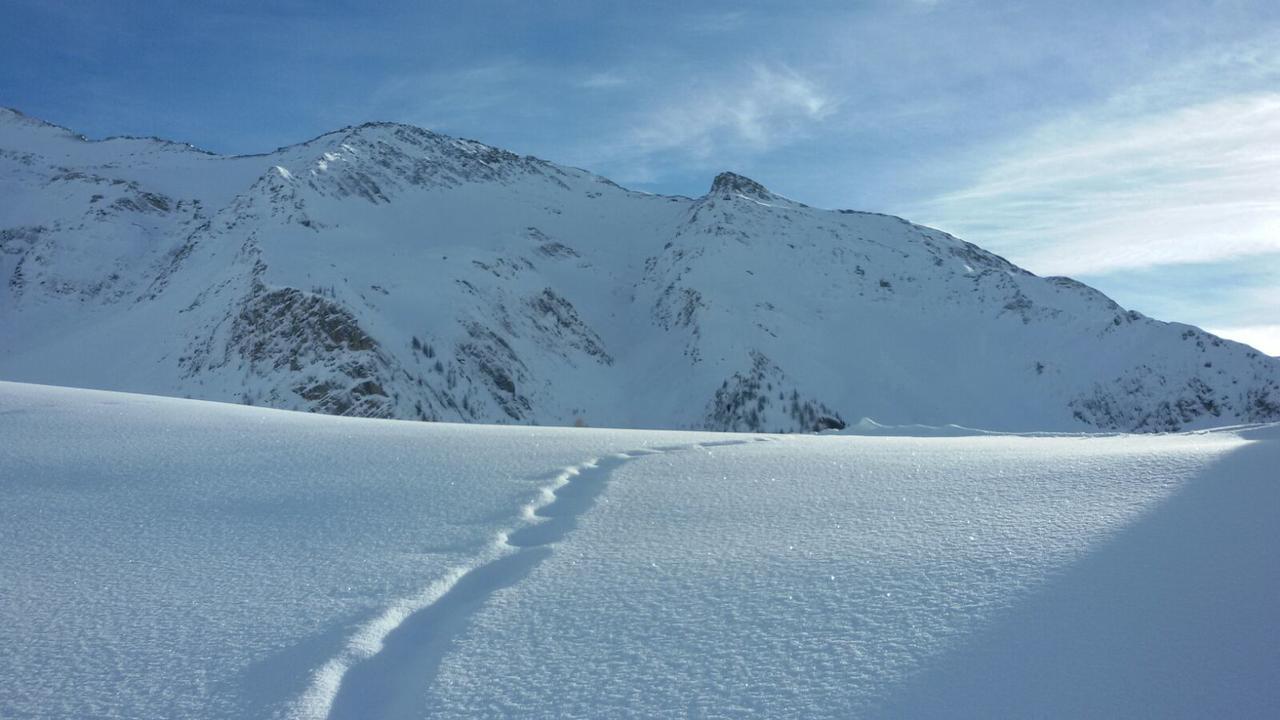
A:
[575,64,836,185]
[898,38,1280,356]
[625,65,834,157]
[908,91,1280,277]
[360,62,834,187]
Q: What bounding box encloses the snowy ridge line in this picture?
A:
[291,437,768,720]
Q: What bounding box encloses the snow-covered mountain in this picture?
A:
[2,106,1277,432]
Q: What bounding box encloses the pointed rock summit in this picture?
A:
[709,171,773,200]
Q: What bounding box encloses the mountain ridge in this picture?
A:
[2,107,1277,432]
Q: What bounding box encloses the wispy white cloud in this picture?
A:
[358,61,836,190]
[910,91,1280,276]
[907,39,1280,277]
[626,65,834,157]
[561,64,838,186]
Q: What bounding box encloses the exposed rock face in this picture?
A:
[1,106,1277,433]
[706,352,846,433]
[709,171,775,201]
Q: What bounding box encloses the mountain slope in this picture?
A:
[2,107,1277,432]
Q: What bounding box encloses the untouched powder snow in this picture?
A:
[417,431,1276,718]
[1,381,1277,718]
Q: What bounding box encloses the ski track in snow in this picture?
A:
[291,437,770,720]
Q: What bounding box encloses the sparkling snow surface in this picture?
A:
[2,382,1277,719]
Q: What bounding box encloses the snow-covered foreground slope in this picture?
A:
[2,381,1276,719]
[3,107,1279,433]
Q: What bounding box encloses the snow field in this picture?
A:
[0,382,732,719]
[419,431,1265,718]
[2,381,1276,718]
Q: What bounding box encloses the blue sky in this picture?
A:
[3,0,1278,353]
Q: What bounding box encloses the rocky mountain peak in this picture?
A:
[709,171,773,200]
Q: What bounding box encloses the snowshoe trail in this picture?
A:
[298,438,765,720]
